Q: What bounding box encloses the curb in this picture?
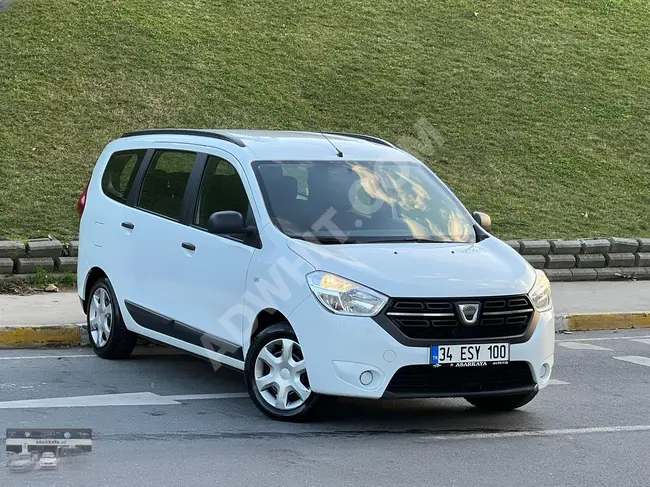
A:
[558,312,650,332]
[1,313,650,348]
[0,323,88,348]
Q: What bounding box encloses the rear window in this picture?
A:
[101,150,147,204]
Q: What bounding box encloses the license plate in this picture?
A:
[431,343,509,367]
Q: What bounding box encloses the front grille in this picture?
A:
[385,362,534,397]
[383,295,534,340]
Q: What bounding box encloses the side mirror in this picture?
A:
[207,211,252,235]
[472,211,492,232]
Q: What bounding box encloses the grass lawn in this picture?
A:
[1,0,649,240]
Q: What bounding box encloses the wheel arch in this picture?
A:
[244,308,291,356]
[81,267,108,313]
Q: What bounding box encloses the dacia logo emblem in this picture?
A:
[457,303,480,326]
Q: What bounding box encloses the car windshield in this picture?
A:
[254,160,476,244]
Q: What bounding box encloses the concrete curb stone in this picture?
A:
[570,268,598,281]
[634,253,650,267]
[576,254,606,268]
[596,267,624,280]
[54,256,78,272]
[608,237,639,253]
[605,253,636,267]
[580,239,610,254]
[67,241,80,257]
[0,241,25,259]
[545,254,576,269]
[0,258,14,274]
[638,239,650,252]
[550,240,581,255]
[544,269,572,281]
[520,240,551,255]
[27,239,62,258]
[14,257,55,274]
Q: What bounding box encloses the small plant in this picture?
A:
[32,267,55,288]
[32,268,76,290]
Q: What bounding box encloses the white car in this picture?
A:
[77,129,554,421]
[38,452,58,469]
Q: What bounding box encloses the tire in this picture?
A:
[86,278,137,359]
[244,323,320,422]
[465,391,538,411]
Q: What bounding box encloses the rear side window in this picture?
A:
[138,150,196,221]
[101,150,147,204]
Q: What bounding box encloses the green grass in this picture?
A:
[1,0,649,239]
[32,267,76,290]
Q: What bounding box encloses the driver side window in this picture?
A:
[194,156,253,234]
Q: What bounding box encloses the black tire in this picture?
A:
[244,323,320,422]
[465,391,538,411]
[86,278,137,359]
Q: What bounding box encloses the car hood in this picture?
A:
[287,237,536,298]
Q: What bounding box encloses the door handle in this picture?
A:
[121,222,135,230]
[181,242,196,251]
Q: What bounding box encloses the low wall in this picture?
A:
[506,237,650,281]
[0,237,649,282]
[0,239,78,276]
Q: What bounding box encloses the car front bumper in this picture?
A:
[289,295,555,399]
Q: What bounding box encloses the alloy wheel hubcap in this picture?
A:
[89,287,112,347]
[254,338,311,410]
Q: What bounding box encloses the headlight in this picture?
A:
[529,270,553,312]
[306,271,388,316]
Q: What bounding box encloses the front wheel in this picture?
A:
[465,391,538,411]
[244,323,320,422]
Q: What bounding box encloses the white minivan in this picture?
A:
[77,129,555,421]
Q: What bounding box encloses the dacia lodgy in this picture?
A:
[77,129,555,421]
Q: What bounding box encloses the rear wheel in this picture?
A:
[87,278,137,359]
[244,323,320,422]
[465,391,538,411]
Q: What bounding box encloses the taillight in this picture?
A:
[77,181,90,218]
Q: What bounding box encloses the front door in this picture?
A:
[168,152,258,366]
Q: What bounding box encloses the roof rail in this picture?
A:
[323,132,395,148]
[121,129,246,148]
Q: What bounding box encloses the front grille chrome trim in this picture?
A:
[482,308,534,316]
[386,312,455,317]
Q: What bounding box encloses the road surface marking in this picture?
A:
[613,356,650,367]
[557,342,612,351]
[0,391,249,409]
[421,424,650,441]
[631,339,650,346]
[0,354,95,360]
[166,393,248,401]
[547,379,569,385]
[0,392,180,409]
[557,335,650,342]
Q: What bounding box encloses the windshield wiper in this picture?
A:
[367,238,459,244]
[291,235,361,244]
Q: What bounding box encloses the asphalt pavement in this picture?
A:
[2,329,650,486]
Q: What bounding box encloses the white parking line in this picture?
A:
[0,391,249,409]
[0,354,95,360]
[631,339,650,346]
[613,356,650,368]
[166,393,248,401]
[557,342,612,351]
[421,424,650,441]
[547,379,569,385]
[557,335,650,342]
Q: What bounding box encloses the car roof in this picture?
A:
[120,129,413,162]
